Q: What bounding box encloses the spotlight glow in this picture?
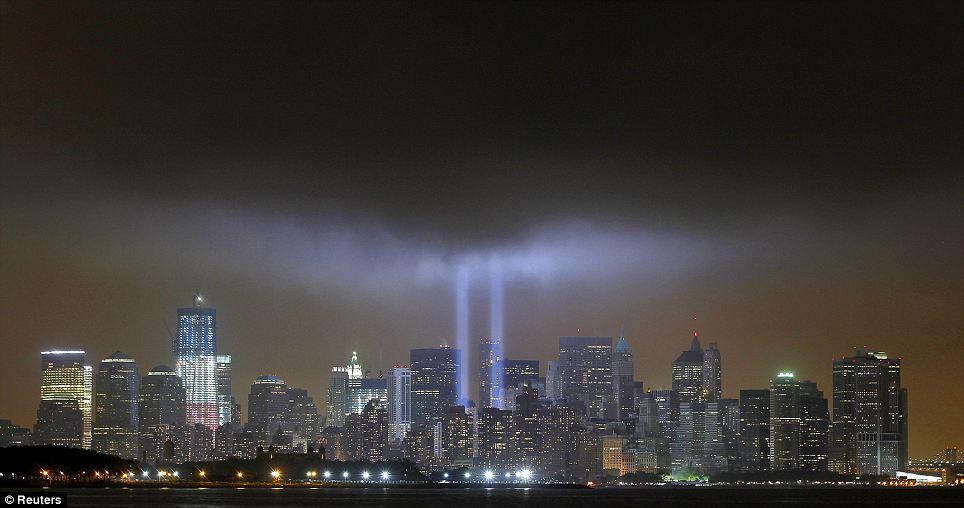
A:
[483,470,495,481]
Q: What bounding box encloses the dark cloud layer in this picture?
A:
[1,1,962,456]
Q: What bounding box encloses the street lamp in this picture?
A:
[380,471,390,481]
[270,470,281,480]
[483,470,494,481]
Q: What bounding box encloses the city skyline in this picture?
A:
[2,0,961,466]
[0,293,944,460]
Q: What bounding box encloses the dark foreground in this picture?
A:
[2,486,961,507]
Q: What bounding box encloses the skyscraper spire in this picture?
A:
[690,332,702,352]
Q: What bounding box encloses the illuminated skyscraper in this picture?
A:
[612,330,635,420]
[702,342,722,402]
[92,351,139,459]
[326,368,349,427]
[738,389,770,472]
[138,365,186,462]
[479,337,502,408]
[216,355,233,426]
[346,351,363,387]
[387,365,412,441]
[546,360,561,401]
[348,378,388,415]
[830,349,906,476]
[359,399,389,461]
[410,346,461,425]
[558,336,613,418]
[769,372,801,471]
[246,375,289,447]
[672,334,704,405]
[40,350,92,448]
[476,407,513,470]
[175,295,218,439]
[799,381,829,472]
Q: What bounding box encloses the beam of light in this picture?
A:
[456,264,470,405]
[489,254,504,408]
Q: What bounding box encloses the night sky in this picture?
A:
[1,1,961,456]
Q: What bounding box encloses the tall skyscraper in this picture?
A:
[33,399,83,448]
[612,330,635,420]
[702,342,722,402]
[287,387,320,452]
[40,350,92,448]
[246,375,290,446]
[359,399,389,461]
[138,365,186,462]
[216,355,233,426]
[830,349,907,476]
[799,381,829,472]
[769,372,801,471]
[479,337,502,408]
[326,367,349,427]
[348,378,388,415]
[175,295,218,439]
[346,351,363,387]
[92,351,139,459]
[672,334,704,405]
[558,336,613,418]
[476,407,513,470]
[436,405,474,468]
[497,358,539,408]
[387,365,412,442]
[410,346,461,425]
[546,360,561,401]
[739,389,770,472]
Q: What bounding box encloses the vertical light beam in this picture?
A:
[489,255,504,408]
[456,264,470,405]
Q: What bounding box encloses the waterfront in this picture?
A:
[1,487,961,507]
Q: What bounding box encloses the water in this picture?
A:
[2,486,960,507]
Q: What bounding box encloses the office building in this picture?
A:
[702,342,722,402]
[359,399,388,461]
[799,381,829,471]
[175,295,218,439]
[216,355,233,426]
[769,372,801,471]
[138,365,186,461]
[410,346,460,425]
[326,367,349,428]
[92,351,139,459]
[739,389,770,472]
[387,365,412,442]
[612,332,635,420]
[479,337,502,408]
[33,399,83,448]
[40,350,92,448]
[476,407,513,470]
[830,349,907,476]
[348,378,388,415]
[672,334,704,405]
[558,336,613,419]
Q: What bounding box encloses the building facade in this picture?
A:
[558,336,613,419]
[40,350,92,448]
[175,296,218,439]
[92,351,139,459]
[410,346,460,425]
